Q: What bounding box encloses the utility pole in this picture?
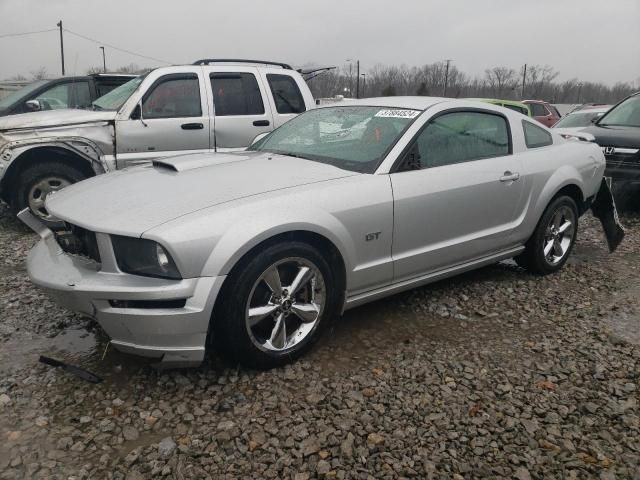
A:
[443,59,451,97]
[521,63,527,98]
[361,73,367,98]
[57,20,65,76]
[356,60,360,99]
[99,46,106,73]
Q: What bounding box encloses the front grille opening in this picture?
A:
[54,224,101,263]
[108,299,187,309]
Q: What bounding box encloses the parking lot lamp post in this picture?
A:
[577,82,584,104]
[99,46,106,73]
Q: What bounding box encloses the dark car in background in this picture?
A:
[0,74,136,116]
[582,92,640,187]
[522,99,562,127]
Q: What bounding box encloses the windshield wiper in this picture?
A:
[91,103,104,111]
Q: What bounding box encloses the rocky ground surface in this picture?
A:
[0,202,639,479]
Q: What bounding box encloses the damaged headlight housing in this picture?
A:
[111,235,181,280]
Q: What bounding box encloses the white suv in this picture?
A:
[0,59,315,221]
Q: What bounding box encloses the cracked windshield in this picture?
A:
[0,1,638,479]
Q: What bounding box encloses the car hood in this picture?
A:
[46,151,358,235]
[582,125,640,148]
[0,109,117,132]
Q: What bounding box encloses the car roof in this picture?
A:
[316,96,453,110]
[315,96,533,113]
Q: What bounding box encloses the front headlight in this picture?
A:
[111,235,181,280]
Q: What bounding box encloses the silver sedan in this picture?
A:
[22,97,607,368]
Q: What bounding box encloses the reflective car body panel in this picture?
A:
[23,97,606,366]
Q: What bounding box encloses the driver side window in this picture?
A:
[142,75,201,119]
[402,110,511,170]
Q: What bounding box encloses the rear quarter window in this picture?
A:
[267,74,306,114]
[523,120,553,148]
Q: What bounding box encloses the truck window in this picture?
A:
[211,73,265,116]
[142,75,202,119]
[267,74,306,114]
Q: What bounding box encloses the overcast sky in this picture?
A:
[1,0,639,85]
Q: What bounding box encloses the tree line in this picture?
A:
[307,62,639,105]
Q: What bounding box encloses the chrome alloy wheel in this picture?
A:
[246,257,326,352]
[28,176,71,220]
[543,205,576,265]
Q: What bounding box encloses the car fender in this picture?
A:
[201,207,355,279]
[2,136,112,175]
[541,165,586,211]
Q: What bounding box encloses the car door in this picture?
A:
[206,67,274,151]
[115,72,210,168]
[390,108,525,283]
[260,72,308,129]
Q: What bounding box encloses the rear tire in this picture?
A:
[211,241,339,369]
[516,195,578,275]
[13,161,87,224]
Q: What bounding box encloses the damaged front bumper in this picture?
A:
[19,209,224,367]
[590,178,625,253]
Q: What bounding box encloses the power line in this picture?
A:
[63,28,173,65]
[0,28,56,39]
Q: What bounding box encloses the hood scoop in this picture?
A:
[150,152,254,173]
[152,159,178,172]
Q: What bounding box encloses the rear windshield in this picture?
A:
[553,111,605,128]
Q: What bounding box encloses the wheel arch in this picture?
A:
[0,144,101,204]
[208,229,348,342]
[535,166,587,217]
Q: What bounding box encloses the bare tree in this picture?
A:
[484,67,518,98]
[29,67,48,80]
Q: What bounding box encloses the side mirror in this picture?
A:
[130,101,147,127]
[251,132,269,146]
[590,116,600,124]
[130,102,141,120]
[25,99,42,112]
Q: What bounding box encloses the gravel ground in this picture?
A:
[0,201,639,480]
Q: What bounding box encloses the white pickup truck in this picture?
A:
[0,59,316,221]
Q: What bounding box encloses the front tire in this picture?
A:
[212,241,339,369]
[516,195,578,275]
[13,161,86,224]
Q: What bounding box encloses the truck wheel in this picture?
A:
[515,195,578,275]
[14,161,86,223]
[212,241,340,369]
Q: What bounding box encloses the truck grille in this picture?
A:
[54,224,101,263]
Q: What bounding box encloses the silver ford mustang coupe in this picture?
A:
[22,97,607,368]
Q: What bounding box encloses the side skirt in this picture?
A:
[343,246,525,310]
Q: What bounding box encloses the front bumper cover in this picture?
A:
[20,209,225,367]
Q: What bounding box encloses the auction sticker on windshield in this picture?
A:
[375,109,421,118]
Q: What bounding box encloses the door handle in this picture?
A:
[181,123,204,130]
[253,120,270,127]
[500,171,520,182]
